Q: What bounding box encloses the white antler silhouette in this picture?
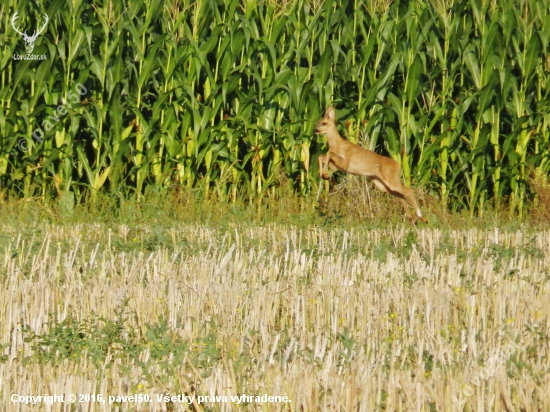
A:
[11,11,49,54]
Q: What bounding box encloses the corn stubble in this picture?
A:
[1,223,549,410]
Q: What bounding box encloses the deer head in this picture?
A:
[314,106,338,135]
[11,11,49,54]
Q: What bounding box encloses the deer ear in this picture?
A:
[325,106,336,120]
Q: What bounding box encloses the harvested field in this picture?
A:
[1,222,549,410]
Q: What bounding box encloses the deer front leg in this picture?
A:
[318,154,330,180]
[319,152,344,180]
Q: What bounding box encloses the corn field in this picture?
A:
[1,0,550,214]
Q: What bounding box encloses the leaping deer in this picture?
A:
[11,11,49,54]
[315,106,427,223]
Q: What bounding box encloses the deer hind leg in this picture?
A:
[375,169,426,223]
[371,178,413,221]
[389,182,426,223]
[398,196,418,223]
[372,179,388,193]
[394,184,427,223]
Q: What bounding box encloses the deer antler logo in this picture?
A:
[11,11,49,54]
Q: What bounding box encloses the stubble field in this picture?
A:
[1,199,549,411]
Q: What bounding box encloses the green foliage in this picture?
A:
[20,312,218,380]
[1,0,550,215]
[21,308,137,366]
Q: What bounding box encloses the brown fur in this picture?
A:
[315,106,427,223]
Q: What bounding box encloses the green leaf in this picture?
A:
[405,54,422,104]
[476,71,498,121]
[363,52,400,108]
[29,60,52,110]
[314,43,333,90]
[523,31,542,81]
[463,46,481,89]
[137,37,164,89]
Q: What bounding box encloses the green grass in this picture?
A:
[2,172,544,235]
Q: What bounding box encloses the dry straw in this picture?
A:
[1,222,549,410]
